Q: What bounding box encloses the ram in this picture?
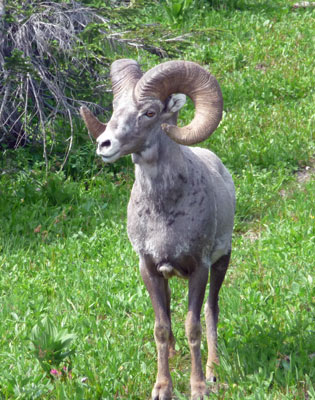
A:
[80,59,235,400]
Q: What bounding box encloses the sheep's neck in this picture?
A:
[132,133,187,207]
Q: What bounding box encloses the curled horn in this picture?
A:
[111,59,143,100]
[80,106,106,139]
[134,61,223,145]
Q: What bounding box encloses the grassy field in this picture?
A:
[0,0,314,399]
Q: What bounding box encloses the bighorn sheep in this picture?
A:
[80,59,235,400]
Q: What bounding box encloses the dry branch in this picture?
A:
[0,1,112,167]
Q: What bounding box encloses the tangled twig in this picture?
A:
[0,1,113,167]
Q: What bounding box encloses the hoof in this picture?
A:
[152,381,172,400]
[191,380,209,400]
[206,359,219,382]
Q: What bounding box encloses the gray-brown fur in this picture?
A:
[80,59,235,400]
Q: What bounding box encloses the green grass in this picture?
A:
[0,0,314,398]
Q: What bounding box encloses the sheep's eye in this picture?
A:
[145,111,156,118]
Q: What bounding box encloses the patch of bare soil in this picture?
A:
[293,2,315,8]
[296,158,315,183]
[279,158,314,198]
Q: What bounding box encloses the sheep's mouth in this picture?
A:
[100,150,120,163]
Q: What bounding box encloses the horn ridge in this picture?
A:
[110,59,143,99]
[134,60,223,145]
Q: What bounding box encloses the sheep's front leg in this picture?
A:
[186,266,209,400]
[205,252,230,382]
[140,256,173,400]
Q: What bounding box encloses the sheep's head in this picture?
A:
[80,59,223,163]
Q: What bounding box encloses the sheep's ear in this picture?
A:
[165,94,186,113]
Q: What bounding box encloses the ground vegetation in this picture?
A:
[0,0,314,398]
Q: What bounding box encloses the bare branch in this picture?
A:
[60,109,74,171]
[0,0,111,157]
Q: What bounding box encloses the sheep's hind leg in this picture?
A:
[140,256,173,400]
[186,265,209,400]
[205,252,231,382]
[164,279,176,358]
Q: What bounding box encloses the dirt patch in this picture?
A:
[296,158,315,183]
[292,2,315,8]
[243,229,261,243]
[279,158,314,198]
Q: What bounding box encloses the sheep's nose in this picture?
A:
[100,139,111,148]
